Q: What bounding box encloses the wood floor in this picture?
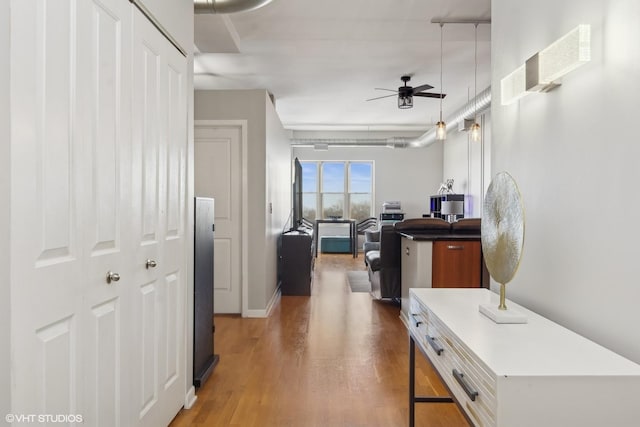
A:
[170,254,469,427]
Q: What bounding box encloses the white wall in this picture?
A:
[137,0,192,51]
[293,142,443,219]
[1,0,11,417]
[264,97,292,305]
[183,3,195,405]
[442,111,492,218]
[492,0,640,363]
[194,89,290,312]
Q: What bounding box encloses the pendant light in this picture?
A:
[470,23,481,142]
[435,23,446,141]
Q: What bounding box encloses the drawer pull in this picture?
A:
[452,369,478,401]
[411,314,422,328]
[426,335,443,355]
[447,245,464,250]
[405,246,410,255]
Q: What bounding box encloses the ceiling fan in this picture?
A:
[367,75,446,109]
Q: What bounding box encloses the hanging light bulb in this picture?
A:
[471,23,481,142]
[435,23,446,141]
[435,121,446,140]
[470,122,481,141]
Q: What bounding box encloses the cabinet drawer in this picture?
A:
[410,296,497,427]
[432,240,481,287]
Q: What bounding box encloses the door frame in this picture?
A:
[194,120,249,317]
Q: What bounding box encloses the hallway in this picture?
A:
[170,254,468,426]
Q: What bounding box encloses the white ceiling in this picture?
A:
[194,0,491,131]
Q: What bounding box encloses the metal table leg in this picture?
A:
[409,335,453,427]
[409,336,416,427]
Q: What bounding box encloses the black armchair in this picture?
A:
[357,217,378,260]
[364,224,401,300]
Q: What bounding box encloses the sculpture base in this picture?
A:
[479,304,528,324]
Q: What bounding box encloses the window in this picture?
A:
[349,162,373,221]
[301,160,373,222]
[321,162,345,219]
[301,162,318,221]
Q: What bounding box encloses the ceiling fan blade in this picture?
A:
[366,93,398,101]
[413,92,446,99]
[411,83,434,93]
[374,88,399,93]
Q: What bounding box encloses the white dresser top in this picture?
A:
[410,288,640,377]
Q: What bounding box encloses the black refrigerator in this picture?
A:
[193,197,219,387]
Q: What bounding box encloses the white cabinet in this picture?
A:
[9,1,189,425]
[409,289,640,427]
[400,236,433,324]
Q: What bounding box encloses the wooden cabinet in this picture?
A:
[194,198,219,388]
[432,240,482,287]
[279,230,315,295]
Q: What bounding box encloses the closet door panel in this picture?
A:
[131,18,164,423]
[10,0,83,416]
[77,0,132,425]
[131,7,187,426]
[160,39,187,398]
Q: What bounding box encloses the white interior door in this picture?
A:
[130,8,187,426]
[194,125,243,314]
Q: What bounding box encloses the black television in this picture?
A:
[292,157,304,230]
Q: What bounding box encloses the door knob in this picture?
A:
[145,259,157,269]
[106,271,120,284]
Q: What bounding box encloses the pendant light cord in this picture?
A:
[474,23,478,121]
[439,23,444,122]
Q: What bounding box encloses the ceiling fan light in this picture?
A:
[398,95,413,109]
[470,122,481,141]
[435,121,447,140]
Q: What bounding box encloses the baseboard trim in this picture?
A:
[266,287,281,316]
[184,386,197,409]
[244,287,281,318]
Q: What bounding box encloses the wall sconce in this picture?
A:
[501,64,527,105]
[500,24,591,105]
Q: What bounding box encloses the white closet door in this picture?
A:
[10,1,186,426]
[10,0,134,424]
[10,0,88,418]
[130,8,187,427]
[76,0,133,425]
